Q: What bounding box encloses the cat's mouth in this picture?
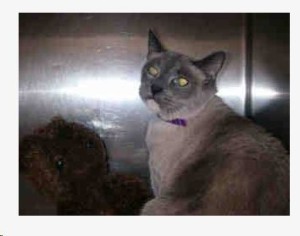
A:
[144,93,162,102]
[144,95,154,100]
[145,98,161,113]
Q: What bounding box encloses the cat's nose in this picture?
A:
[151,84,163,95]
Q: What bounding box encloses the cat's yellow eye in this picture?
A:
[175,77,189,87]
[148,66,159,77]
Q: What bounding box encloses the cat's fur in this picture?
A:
[139,30,289,215]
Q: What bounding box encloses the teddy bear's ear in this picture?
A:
[34,116,67,138]
[49,116,68,130]
[50,116,66,124]
[19,135,44,172]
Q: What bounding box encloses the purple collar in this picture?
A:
[166,118,187,127]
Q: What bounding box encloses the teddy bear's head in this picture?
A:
[19,117,108,202]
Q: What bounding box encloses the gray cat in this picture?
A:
[139,30,289,215]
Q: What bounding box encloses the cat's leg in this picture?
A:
[141,198,171,215]
[150,171,160,197]
[141,197,187,215]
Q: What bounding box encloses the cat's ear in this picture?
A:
[148,29,165,58]
[193,51,226,79]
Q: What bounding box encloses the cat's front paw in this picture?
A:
[141,197,179,215]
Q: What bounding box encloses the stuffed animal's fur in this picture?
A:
[19,117,151,215]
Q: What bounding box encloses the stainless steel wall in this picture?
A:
[19,13,289,214]
[251,14,289,149]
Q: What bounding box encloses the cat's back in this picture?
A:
[143,97,289,215]
[171,112,289,215]
[213,112,288,159]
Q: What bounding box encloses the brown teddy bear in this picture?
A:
[19,117,152,215]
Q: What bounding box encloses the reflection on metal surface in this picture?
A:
[251,14,289,149]
[217,85,245,99]
[253,87,281,98]
[20,77,140,102]
[59,78,139,101]
[218,85,281,98]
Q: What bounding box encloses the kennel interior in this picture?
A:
[19,13,289,214]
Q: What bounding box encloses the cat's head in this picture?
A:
[139,30,226,120]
